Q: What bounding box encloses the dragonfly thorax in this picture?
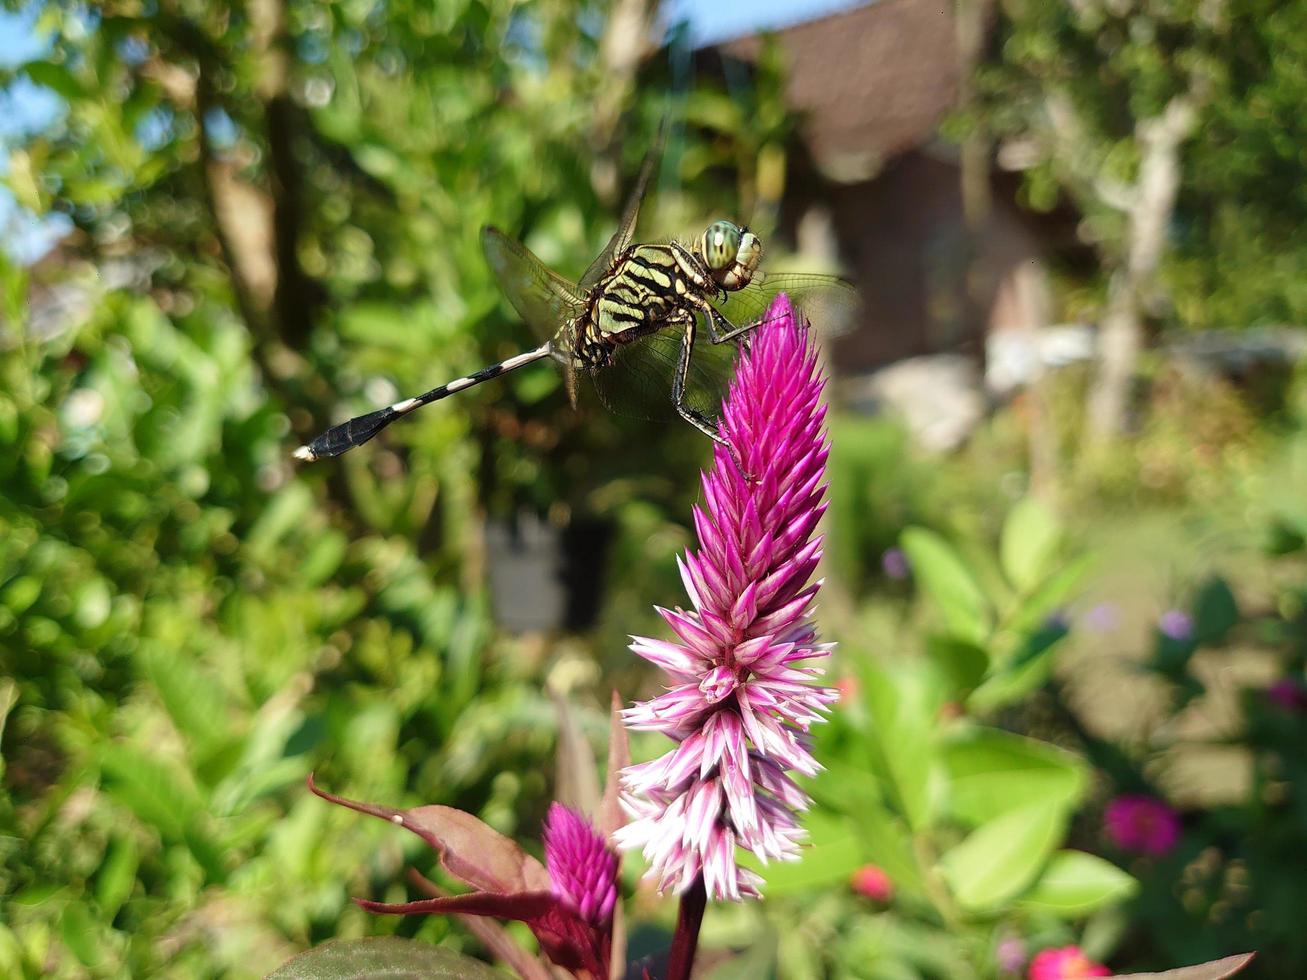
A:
[694,220,763,292]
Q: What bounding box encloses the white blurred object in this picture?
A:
[985,323,1096,395]
[842,354,986,452]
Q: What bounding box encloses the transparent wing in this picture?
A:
[482,226,587,344]
[588,326,741,424]
[715,272,862,338]
[578,125,666,292]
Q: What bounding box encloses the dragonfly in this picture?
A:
[293,146,858,462]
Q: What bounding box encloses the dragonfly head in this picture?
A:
[696,220,763,292]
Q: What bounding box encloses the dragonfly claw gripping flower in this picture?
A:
[614,295,837,901]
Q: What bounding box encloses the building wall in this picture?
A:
[791,150,1049,374]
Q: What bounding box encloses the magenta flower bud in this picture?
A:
[543,803,619,926]
[1028,945,1110,979]
[1266,677,1307,712]
[614,296,837,902]
[1103,794,1181,856]
[850,863,893,902]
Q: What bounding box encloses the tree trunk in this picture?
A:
[1084,97,1195,444]
[1085,268,1142,442]
[955,0,993,374]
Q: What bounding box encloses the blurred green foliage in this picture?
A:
[0,0,791,975]
[3,0,1307,978]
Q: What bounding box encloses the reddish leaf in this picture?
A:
[308,775,550,893]
[360,889,607,980]
[357,890,558,920]
[407,870,555,980]
[597,691,631,840]
[1107,953,1256,980]
[551,688,601,817]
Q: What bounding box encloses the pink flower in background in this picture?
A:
[544,803,619,926]
[850,864,893,902]
[835,675,860,703]
[1104,794,1181,855]
[614,296,837,901]
[1266,677,1307,712]
[1028,945,1111,979]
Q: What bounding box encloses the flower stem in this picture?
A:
[666,876,707,980]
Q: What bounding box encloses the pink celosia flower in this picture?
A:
[614,296,837,901]
[1028,945,1111,979]
[545,803,619,926]
[850,864,893,902]
[1104,794,1181,855]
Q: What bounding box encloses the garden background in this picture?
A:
[2,0,1306,977]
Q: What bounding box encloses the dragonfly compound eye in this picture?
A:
[717,229,763,291]
[700,220,743,272]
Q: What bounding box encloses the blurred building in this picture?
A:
[714,0,1081,377]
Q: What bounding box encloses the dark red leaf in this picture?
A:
[1107,953,1256,980]
[597,690,631,840]
[307,774,550,894]
[357,890,557,921]
[551,688,601,816]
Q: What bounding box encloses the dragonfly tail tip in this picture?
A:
[292,444,316,463]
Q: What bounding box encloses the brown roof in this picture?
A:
[723,0,963,181]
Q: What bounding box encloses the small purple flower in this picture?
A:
[614,296,836,902]
[1158,609,1194,642]
[881,547,911,580]
[544,803,619,926]
[1104,794,1181,855]
[1081,602,1119,633]
[997,935,1028,974]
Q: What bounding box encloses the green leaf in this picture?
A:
[58,901,103,968]
[938,800,1067,911]
[926,636,990,698]
[1192,576,1238,643]
[944,728,1086,826]
[94,835,140,920]
[98,746,202,840]
[267,938,507,979]
[1106,953,1256,979]
[1020,850,1137,916]
[901,527,990,642]
[858,658,945,830]
[1000,498,1060,592]
[23,61,86,99]
[968,621,1069,712]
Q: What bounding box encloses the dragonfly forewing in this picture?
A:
[715,272,861,338]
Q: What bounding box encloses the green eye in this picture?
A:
[701,220,743,271]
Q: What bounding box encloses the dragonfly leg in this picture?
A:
[671,316,729,447]
[702,305,760,346]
